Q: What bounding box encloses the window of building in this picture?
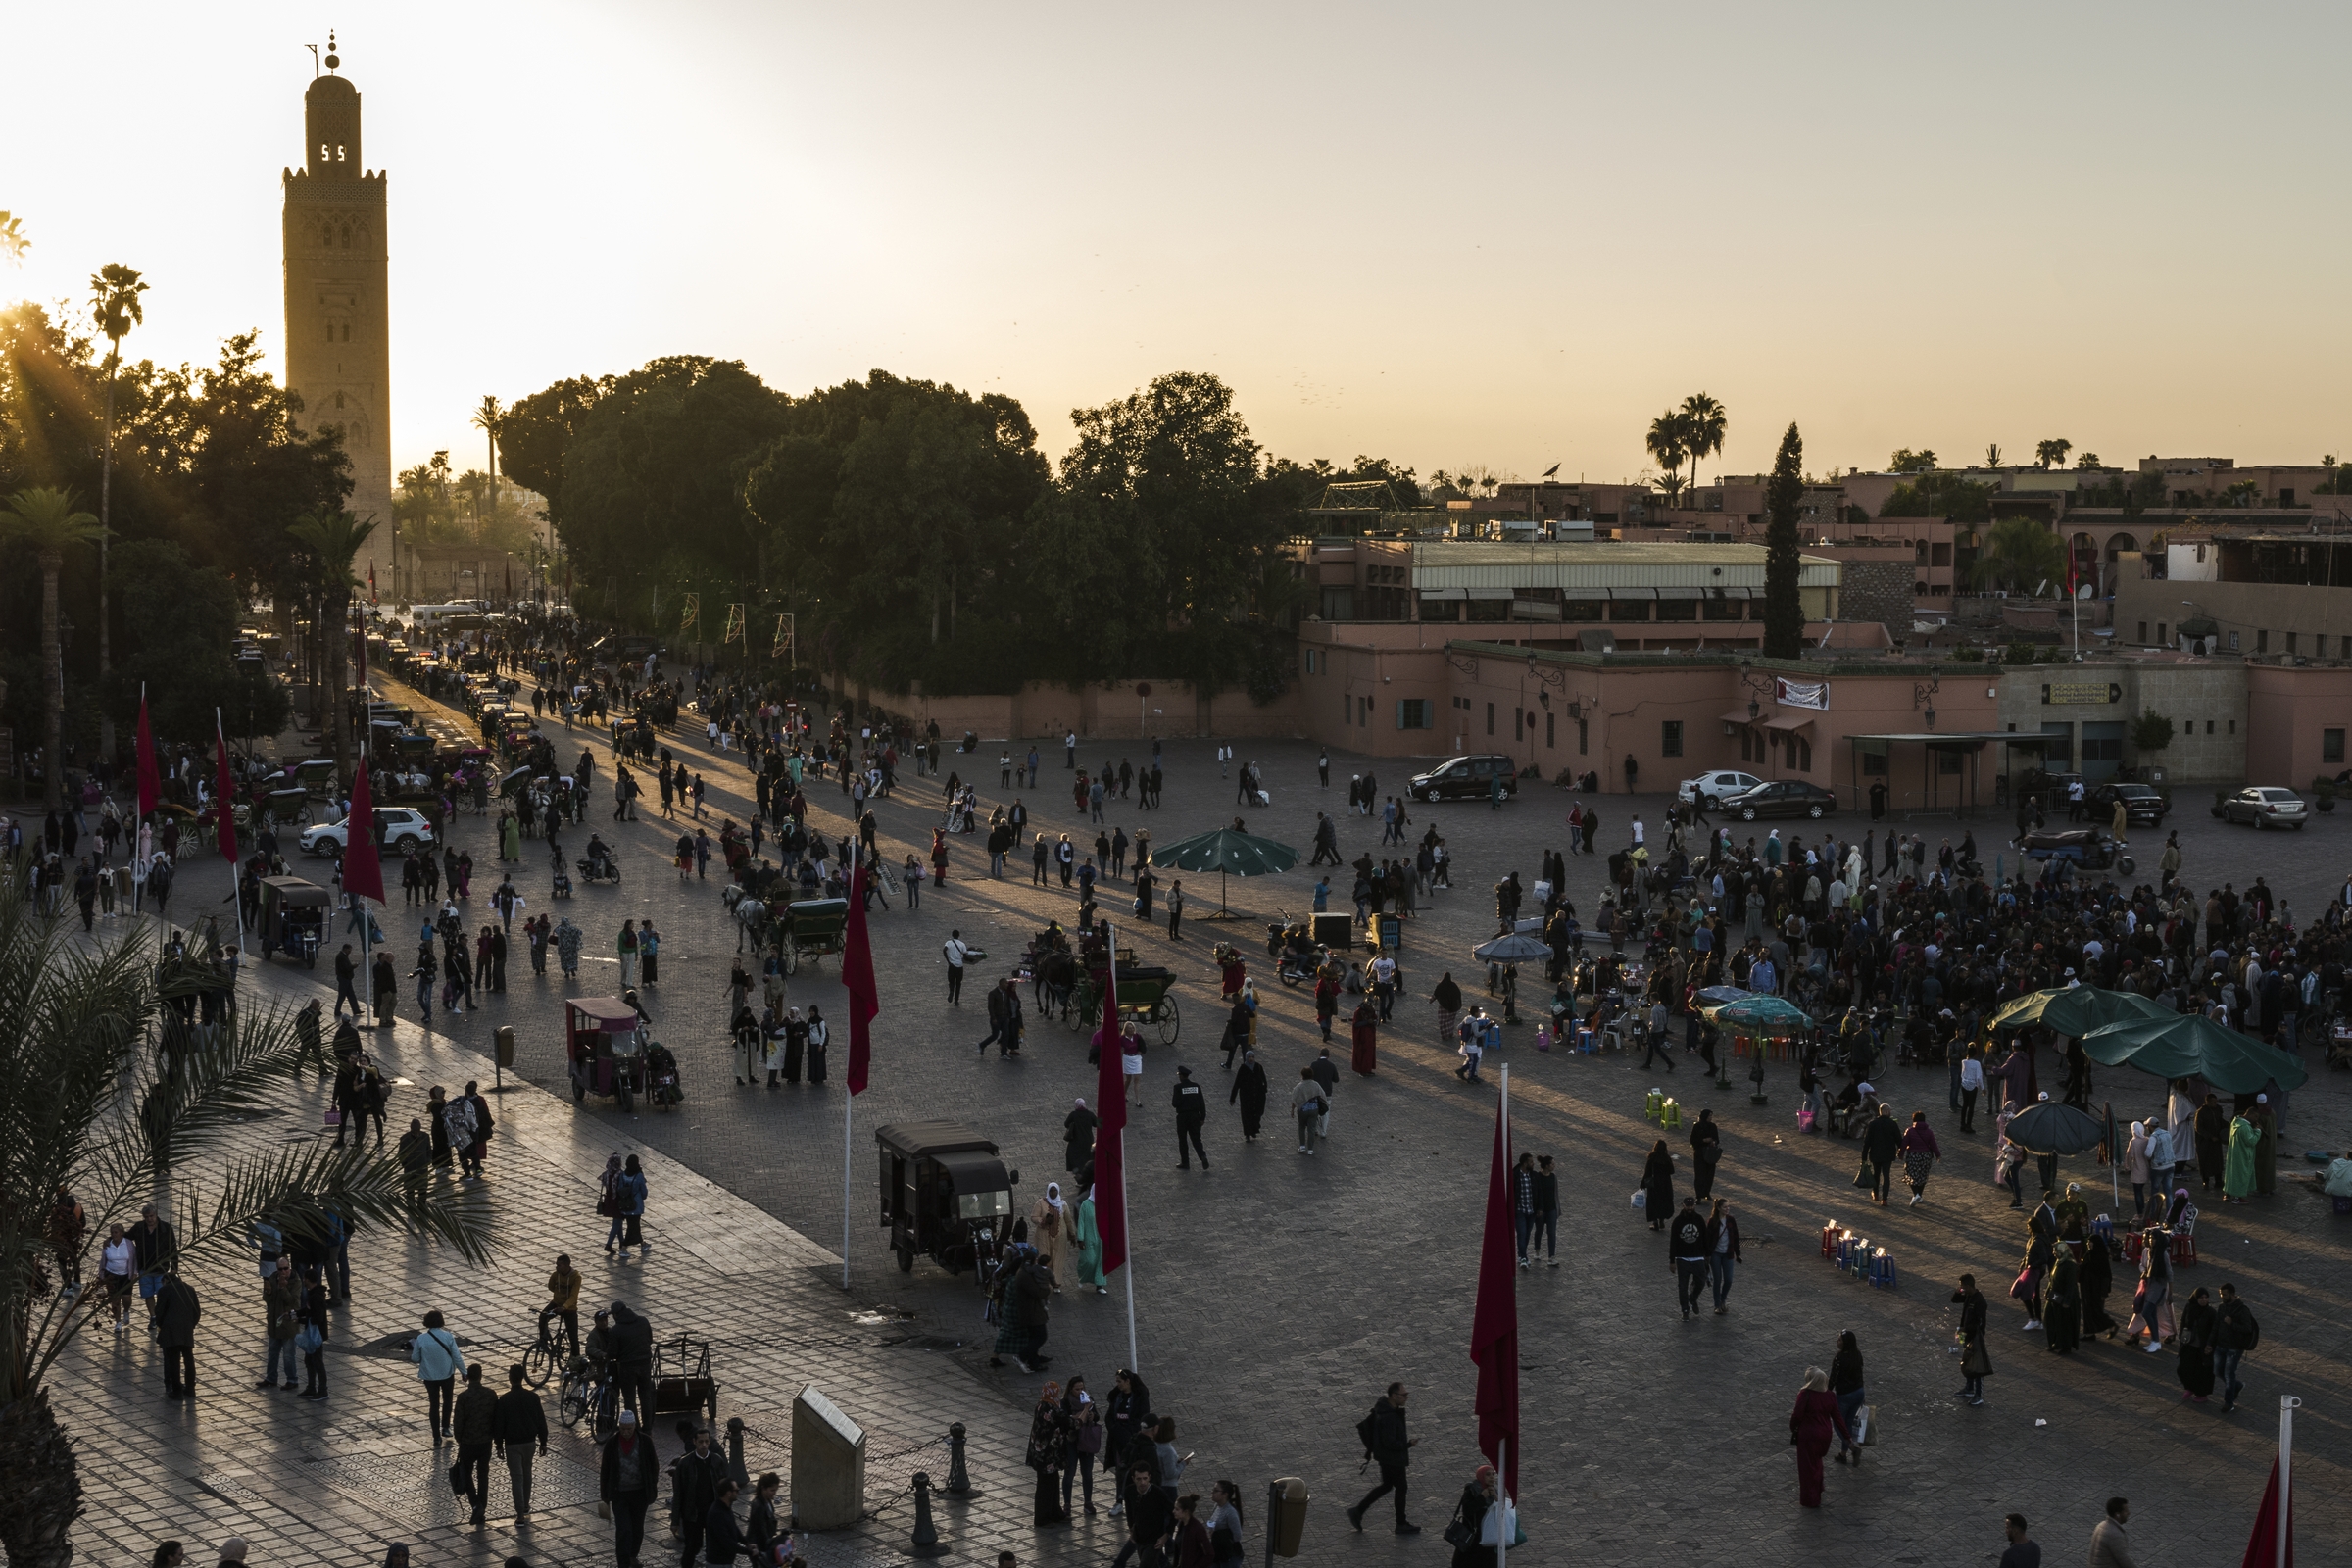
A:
[1860,750,1888,776]
[1654,599,1697,622]
[1936,749,1963,774]
[2137,622,2147,643]
[1561,600,1604,621]
[2206,720,2214,734]
[1661,720,1684,759]
[1513,709,1523,743]
[1607,599,1652,622]
[1396,699,1432,730]
[2287,632,2298,656]
[2229,718,2236,734]
[1360,696,1372,725]
[1302,649,1320,676]
[2229,632,2241,651]
[1466,599,1509,622]
[1545,711,1555,749]
[1578,719,1588,756]
[2157,623,2167,644]
[2327,728,2346,765]
[2257,630,2269,653]
[1486,703,1494,736]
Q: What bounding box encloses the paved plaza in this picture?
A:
[37,675,2352,1568]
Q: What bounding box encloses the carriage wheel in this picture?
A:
[1155,994,1180,1045]
[783,944,799,975]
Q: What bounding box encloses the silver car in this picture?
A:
[2221,786,2308,830]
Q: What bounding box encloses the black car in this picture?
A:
[1407,754,1520,803]
[1727,779,1838,821]
[2087,781,2168,827]
[590,634,665,664]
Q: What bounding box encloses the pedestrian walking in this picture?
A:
[1829,1331,1866,1466]
[1640,1139,1674,1231]
[410,1309,464,1443]
[2213,1281,2260,1413]
[1689,1108,1720,1198]
[1172,1065,1209,1170]
[1787,1367,1851,1509]
[1899,1110,1941,1203]
[1230,1050,1268,1142]
[2000,1513,2040,1568]
[600,1411,661,1568]
[1953,1273,1991,1404]
[450,1363,499,1527]
[2087,1498,2133,1568]
[1290,1066,1327,1154]
[1667,1197,1708,1318]
[1703,1198,1743,1312]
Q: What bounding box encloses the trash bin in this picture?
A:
[1310,913,1352,951]
[1266,1477,1308,1557]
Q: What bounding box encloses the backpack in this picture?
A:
[1354,1403,1381,1456]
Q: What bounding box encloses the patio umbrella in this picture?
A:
[2003,1101,2107,1156]
[1693,985,1752,1008]
[2079,1012,2310,1095]
[1148,828,1300,917]
[1473,932,1551,963]
[1707,993,1812,1034]
[1989,985,2171,1038]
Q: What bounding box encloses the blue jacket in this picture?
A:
[410,1325,463,1382]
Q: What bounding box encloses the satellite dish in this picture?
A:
[2077,583,2094,600]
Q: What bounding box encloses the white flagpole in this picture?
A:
[843,840,857,1293]
[2278,1396,2299,1568]
[1496,1437,1507,1568]
[217,708,242,941]
[1104,914,1141,1373]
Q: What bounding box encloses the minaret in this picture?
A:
[282,32,392,597]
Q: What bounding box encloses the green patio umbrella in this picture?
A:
[1148,828,1300,917]
[1706,993,1813,1034]
[2080,1012,2311,1095]
[1989,985,2172,1038]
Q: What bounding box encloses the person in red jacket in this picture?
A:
[1788,1366,1852,1508]
[1169,1493,1214,1568]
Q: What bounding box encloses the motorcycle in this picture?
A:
[1265,919,1307,958]
[1274,948,1323,989]
[576,856,622,886]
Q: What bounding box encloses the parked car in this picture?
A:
[300,807,436,858]
[2219,787,2309,830]
[2087,781,2168,827]
[1406,755,1520,803]
[1677,770,1762,809]
[1725,779,1838,821]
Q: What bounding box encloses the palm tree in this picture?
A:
[2034,438,2072,469]
[285,510,379,788]
[1968,514,2067,595]
[0,898,494,1565]
[470,394,505,492]
[1645,412,1690,498]
[1679,393,1727,495]
[3,490,104,811]
[1984,442,2004,468]
[89,264,147,762]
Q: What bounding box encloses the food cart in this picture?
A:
[566,996,646,1110]
[257,875,331,966]
[874,1119,1019,1278]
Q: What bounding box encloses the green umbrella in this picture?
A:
[1707,993,1812,1034]
[2080,1011,2310,1094]
[1989,985,2171,1038]
[1148,828,1300,917]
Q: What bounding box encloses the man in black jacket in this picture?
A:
[670,1425,730,1568]
[1667,1197,1709,1319]
[608,1299,657,1422]
[2213,1282,2261,1414]
[1862,1105,1902,1205]
[1124,1463,1175,1566]
[1346,1383,1419,1534]
[156,1273,201,1397]
[600,1411,661,1568]
[450,1363,501,1526]
[492,1363,550,1519]
[1171,1066,1209,1171]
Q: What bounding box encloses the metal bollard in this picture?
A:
[726,1417,750,1488]
[909,1471,947,1556]
[944,1422,978,1495]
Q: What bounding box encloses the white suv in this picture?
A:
[1678,771,1762,808]
[301,807,436,858]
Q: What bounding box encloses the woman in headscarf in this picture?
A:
[1640,1139,1675,1233]
[2042,1247,2082,1355]
[1349,997,1380,1076]
[1031,1183,1067,1291]
[1071,1184,1105,1295]
[1787,1367,1851,1509]
[1027,1381,1070,1524]
[2224,1106,2259,1202]
[1898,1110,1941,1204]
[2080,1215,2119,1339]
[1229,1049,1268,1142]
[2177,1286,2219,1400]
[1431,971,1463,1055]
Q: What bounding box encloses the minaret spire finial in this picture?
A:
[325,30,340,73]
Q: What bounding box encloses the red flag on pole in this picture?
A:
[213,714,239,866]
[842,846,878,1095]
[1092,933,1128,1274]
[134,690,161,820]
[2241,1455,2293,1568]
[341,760,384,904]
[1470,1087,1520,1494]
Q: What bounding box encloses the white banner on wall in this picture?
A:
[1775,677,1830,710]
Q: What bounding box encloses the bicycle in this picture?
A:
[557,1354,613,1432]
[520,1306,569,1389]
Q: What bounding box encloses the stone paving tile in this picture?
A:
[42,672,2352,1568]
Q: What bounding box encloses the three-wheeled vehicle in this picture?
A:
[566,996,646,1110]
[875,1119,1019,1278]
[257,875,330,966]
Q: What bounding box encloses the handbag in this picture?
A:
[1443,1516,1476,1549]
[323,1106,343,1128]
[1851,1161,1874,1190]
[1960,1337,1993,1378]
[1631,1190,1646,1209]
[1851,1404,1874,1446]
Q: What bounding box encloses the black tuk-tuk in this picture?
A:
[875,1119,1019,1278]
[566,996,646,1110]
[257,876,330,966]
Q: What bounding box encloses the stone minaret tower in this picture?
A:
[282,33,392,597]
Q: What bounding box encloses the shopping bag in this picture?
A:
[323,1106,343,1128]
[1850,1405,1872,1446]
[1631,1190,1646,1209]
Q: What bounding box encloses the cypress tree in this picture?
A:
[1762,421,1805,659]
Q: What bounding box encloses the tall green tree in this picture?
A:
[284,509,376,784]
[0,902,494,1567]
[87,265,145,760]
[2034,437,2072,469]
[1645,411,1690,497]
[1968,515,2067,595]
[1762,422,1806,659]
[2,489,102,809]
[1679,393,1727,493]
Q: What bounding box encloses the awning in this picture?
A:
[2179,615,2218,638]
[1466,587,1515,601]
[1719,708,1761,728]
[1419,588,1467,602]
[1762,712,1815,735]
[1653,586,1706,600]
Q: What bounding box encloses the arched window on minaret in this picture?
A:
[341,224,352,250]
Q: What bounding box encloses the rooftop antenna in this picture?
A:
[306,42,319,77]
[325,30,340,73]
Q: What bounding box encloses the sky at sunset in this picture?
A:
[12,1,2352,489]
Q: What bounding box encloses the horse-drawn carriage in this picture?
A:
[1064,950,1181,1043]
[775,897,850,973]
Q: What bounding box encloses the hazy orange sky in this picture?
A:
[13,2,2351,489]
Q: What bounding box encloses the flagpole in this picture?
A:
[844,840,858,1292]
[1495,1437,1507,1568]
[1107,915,1140,1373]
[2278,1396,2299,1568]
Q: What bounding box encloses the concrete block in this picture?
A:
[791,1384,866,1529]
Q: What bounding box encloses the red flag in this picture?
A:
[1470,1091,1519,1494]
[213,716,239,865]
[1092,925,1128,1275]
[134,691,160,820]
[842,844,878,1095]
[340,760,384,904]
[2241,1456,2293,1568]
